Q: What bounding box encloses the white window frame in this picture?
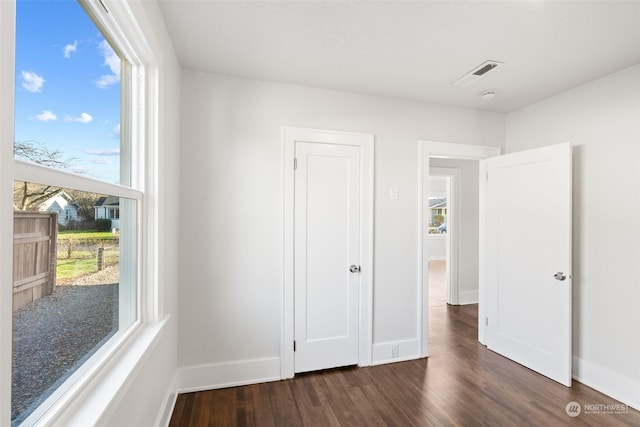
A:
[1,1,161,425]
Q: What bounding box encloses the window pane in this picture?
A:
[13,0,124,185]
[11,182,137,425]
[428,176,448,235]
[428,197,448,235]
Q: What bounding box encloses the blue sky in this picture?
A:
[14,0,121,184]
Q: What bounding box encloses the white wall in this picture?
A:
[178,70,505,387]
[430,158,480,303]
[429,176,448,198]
[506,64,640,409]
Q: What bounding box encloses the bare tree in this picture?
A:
[13,140,77,211]
[66,189,100,221]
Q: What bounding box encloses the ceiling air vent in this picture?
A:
[451,60,503,87]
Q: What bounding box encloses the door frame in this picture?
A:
[282,126,374,379]
[417,141,501,356]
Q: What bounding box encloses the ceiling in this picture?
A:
[157,1,640,113]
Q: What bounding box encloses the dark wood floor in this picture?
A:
[170,304,639,426]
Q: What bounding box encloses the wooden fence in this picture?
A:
[13,212,58,312]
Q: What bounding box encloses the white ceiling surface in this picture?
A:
[157,1,640,113]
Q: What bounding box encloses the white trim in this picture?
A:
[84,0,162,326]
[416,142,427,356]
[155,372,178,427]
[141,64,160,324]
[282,126,374,379]
[417,141,501,357]
[425,141,501,161]
[477,160,488,344]
[0,1,15,423]
[371,339,420,366]
[572,356,640,411]
[178,358,281,393]
[458,290,479,305]
[14,160,142,201]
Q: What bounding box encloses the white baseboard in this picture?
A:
[458,290,478,305]
[572,356,640,411]
[178,357,281,393]
[371,339,420,366]
[156,372,178,427]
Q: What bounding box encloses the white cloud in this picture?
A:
[96,39,120,89]
[75,112,93,123]
[64,112,93,123]
[35,110,57,122]
[96,74,120,88]
[84,148,120,156]
[21,71,45,93]
[63,40,78,59]
[113,123,120,137]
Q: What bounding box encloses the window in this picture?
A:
[9,1,146,424]
[428,176,449,235]
[12,183,137,425]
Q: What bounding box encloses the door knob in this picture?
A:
[553,272,570,281]
[350,265,361,273]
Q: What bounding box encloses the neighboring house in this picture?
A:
[38,191,83,226]
[93,196,120,230]
[429,197,447,226]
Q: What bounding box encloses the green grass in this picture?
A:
[58,230,117,242]
[58,246,119,263]
[55,231,119,282]
[56,248,119,281]
[57,258,101,280]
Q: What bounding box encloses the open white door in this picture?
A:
[485,142,572,386]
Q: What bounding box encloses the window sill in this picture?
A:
[30,315,171,427]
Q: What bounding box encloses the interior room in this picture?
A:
[1,1,639,425]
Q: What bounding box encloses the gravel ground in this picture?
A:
[11,272,119,424]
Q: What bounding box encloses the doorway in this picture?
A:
[426,171,456,308]
[417,141,501,357]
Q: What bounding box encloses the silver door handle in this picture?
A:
[553,272,571,281]
[350,265,361,273]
